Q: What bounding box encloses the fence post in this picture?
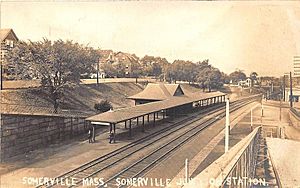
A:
[185,158,189,183]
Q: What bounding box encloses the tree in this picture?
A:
[196,60,223,92]
[130,61,143,78]
[250,72,258,80]
[170,60,197,83]
[229,70,246,84]
[221,72,230,84]
[6,39,99,112]
[140,55,170,79]
[250,72,258,87]
[101,63,118,78]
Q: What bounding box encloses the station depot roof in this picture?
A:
[86,91,226,124]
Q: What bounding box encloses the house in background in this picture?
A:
[0,28,19,80]
[238,77,259,88]
[98,50,140,78]
[127,83,185,105]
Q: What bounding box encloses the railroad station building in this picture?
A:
[86,83,227,143]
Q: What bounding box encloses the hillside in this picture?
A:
[0,83,144,116]
[0,82,204,116]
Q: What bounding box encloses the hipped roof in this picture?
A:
[127,83,184,101]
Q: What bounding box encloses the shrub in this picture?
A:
[94,100,113,113]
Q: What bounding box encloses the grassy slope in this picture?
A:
[0,83,145,114]
[0,82,206,115]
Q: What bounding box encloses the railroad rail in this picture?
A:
[101,95,260,188]
[37,94,261,188]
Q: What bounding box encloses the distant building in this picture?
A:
[98,50,139,78]
[238,78,252,88]
[0,29,19,80]
[128,83,185,105]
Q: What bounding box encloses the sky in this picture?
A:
[1,1,300,77]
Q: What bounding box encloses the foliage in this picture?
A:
[249,72,258,87]
[101,63,118,78]
[250,72,258,80]
[94,100,113,113]
[6,38,99,112]
[195,59,223,92]
[139,55,169,78]
[229,70,247,84]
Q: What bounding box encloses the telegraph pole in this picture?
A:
[283,75,286,101]
[280,96,282,122]
[96,60,99,85]
[225,98,230,153]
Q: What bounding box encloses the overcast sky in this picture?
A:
[1,1,300,77]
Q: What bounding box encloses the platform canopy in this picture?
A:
[86,91,226,124]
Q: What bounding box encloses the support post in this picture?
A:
[147,114,150,123]
[113,123,116,143]
[153,113,156,126]
[225,98,230,153]
[129,119,132,137]
[92,124,95,142]
[142,116,145,132]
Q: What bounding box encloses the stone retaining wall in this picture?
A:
[0,113,88,162]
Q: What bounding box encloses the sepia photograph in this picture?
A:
[0,1,300,187]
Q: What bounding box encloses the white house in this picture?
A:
[238,78,252,87]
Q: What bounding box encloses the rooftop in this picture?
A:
[127,83,185,101]
[0,28,18,42]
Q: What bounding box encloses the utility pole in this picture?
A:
[290,71,293,108]
[225,98,230,153]
[96,61,99,85]
[283,75,286,101]
[280,97,282,122]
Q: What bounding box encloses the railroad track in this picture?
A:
[100,96,260,188]
[37,94,261,188]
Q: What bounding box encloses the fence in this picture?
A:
[186,127,262,188]
[289,107,300,130]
